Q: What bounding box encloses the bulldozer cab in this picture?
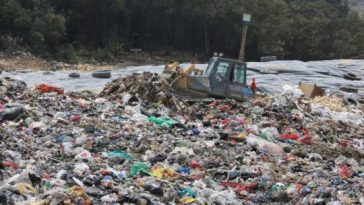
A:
[163,57,249,101]
[187,57,248,100]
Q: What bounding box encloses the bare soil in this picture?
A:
[0,51,167,72]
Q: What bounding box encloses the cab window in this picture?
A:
[212,61,229,84]
[205,58,215,75]
[230,64,245,85]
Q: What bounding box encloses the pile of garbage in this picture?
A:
[0,77,27,102]
[0,74,363,205]
[99,73,171,102]
[99,72,187,113]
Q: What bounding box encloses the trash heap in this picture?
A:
[0,73,363,205]
[0,77,28,102]
[100,73,169,102]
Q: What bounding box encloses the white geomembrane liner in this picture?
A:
[1,59,363,95]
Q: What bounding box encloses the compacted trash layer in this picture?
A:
[0,73,363,205]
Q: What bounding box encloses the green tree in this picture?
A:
[1,0,364,61]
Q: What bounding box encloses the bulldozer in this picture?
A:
[161,57,254,101]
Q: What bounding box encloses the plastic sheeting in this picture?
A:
[247,59,364,95]
[1,59,363,95]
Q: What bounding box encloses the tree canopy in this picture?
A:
[0,0,363,62]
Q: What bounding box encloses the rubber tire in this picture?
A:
[343,96,360,107]
[69,73,80,78]
[92,70,111,79]
[260,56,277,62]
[357,96,364,104]
[43,71,54,75]
[343,72,361,81]
[260,70,279,74]
[339,86,358,93]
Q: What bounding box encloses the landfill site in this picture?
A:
[0,59,364,205]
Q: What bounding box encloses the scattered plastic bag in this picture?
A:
[178,188,196,198]
[0,101,4,112]
[282,84,304,98]
[15,183,37,195]
[281,132,298,140]
[74,162,90,177]
[130,162,150,177]
[150,164,176,179]
[1,160,21,169]
[108,150,133,160]
[36,84,64,95]
[0,104,24,122]
[338,164,352,179]
[75,150,93,162]
[68,186,92,204]
[28,200,49,205]
[298,128,313,145]
[246,135,283,155]
[180,197,196,204]
[148,116,177,127]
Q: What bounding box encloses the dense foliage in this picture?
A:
[0,0,363,62]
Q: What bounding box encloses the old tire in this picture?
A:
[260,56,277,62]
[260,70,279,74]
[343,72,361,81]
[92,70,111,79]
[339,86,358,93]
[43,71,54,75]
[69,73,80,78]
[357,96,364,104]
[343,97,360,107]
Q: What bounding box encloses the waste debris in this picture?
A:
[0,74,363,204]
[100,72,186,112]
[36,84,64,95]
[298,82,325,98]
